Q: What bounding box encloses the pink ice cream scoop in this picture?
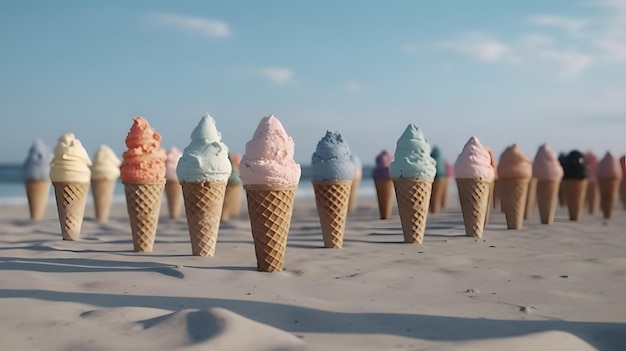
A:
[165,147,182,181]
[445,160,454,179]
[454,137,495,180]
[486,147,498,179]
[532,144,564,180]
[597,152,621,179]
[586,152,598,181]
[239,115,301,186]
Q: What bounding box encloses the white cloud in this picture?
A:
[149,13,231,38]
[438,32,513,62]
[528,15,587,34]
[345,82,361,93]
[540,50,594,77]
[259,67,293,85]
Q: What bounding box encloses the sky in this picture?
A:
[1,0,625,165]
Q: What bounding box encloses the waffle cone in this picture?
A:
[499,179,530,230]
[598,178,619,219]
[586,181,599,215]
[558,181,566,207]
[53,182,89,240]
[429,178,447,214]
[165,180,183,219]
[91,179,116,222]
[493,179,501,210]
[221,183,242,221]
[182,182,227,256]
[25,180,50,221]
[124,181,165,252]
[347,175,361,213]
[484,181,494,226]
[620,180,626,209]
[524,178,537,220]
[244,184,297,272]
[563,179,588,221]
[393,178,432,244]
[456,179,490,238]
[374,179,394,219]
[313,180,351,248]
[441,178,450,209]
[536,180,559,224]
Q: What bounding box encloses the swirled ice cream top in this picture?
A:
[91,144,121,180]
[532,144,563,181]
[165,147,182,181]
[49,133,92,183]
[454,137,495,181]
[430,146,446,179]
[389,124,436,179]
[311,131,355,181]
[497,144,532,179]
[372,150,393,180]
[597,152,621,179]
[176,114,232,183]
[120,117,166,182]
[239,115,301,186]
[22,139,53,181]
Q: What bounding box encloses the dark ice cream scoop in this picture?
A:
[560,150,588,179]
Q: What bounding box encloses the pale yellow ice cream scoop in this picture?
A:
[49,133,92,183]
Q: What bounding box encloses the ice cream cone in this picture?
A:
[91,179,116,222]
[221,183,242,221]
[558,181,566,208]
[429,178,447,214]
[313,180,351,248]
[484,181,494,226]
[347,175,361,213]
[25,180,50,221]
[524,178,537,220]
[536,180,559,224]
[164,180,183,219]
[586,181,600,215]
[456,179,490,238]
[563,179,588,221]
[393,178,432,244]
[182,181,227,256]
[598,178,619,219]
[620,180,626,209]
[374,179,394,219]
[53,182,89,240]
[441,178,450,209]
[493,179,501,210]
[245,184,296,272]
[499,179,530,230]
[124,181,165,252]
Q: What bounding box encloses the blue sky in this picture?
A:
[1,0,625,165]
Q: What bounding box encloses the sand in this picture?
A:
[0,194,625,351]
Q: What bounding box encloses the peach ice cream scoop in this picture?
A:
[497,144,532,180]
[120,117,166,182]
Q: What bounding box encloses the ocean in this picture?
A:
[0,163,378,205]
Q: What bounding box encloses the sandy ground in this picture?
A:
[0,192,625,351]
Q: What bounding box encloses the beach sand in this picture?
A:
[0,194,625,350]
